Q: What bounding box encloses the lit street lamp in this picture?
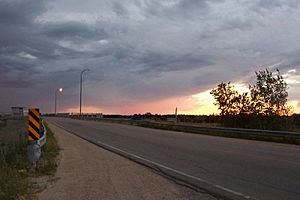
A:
[55,87,63,115]
[80,69,90,116]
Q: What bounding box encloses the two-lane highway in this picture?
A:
[48,117,300,200]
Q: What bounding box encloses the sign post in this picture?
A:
[28,108,41,141]
[27,108,42,164]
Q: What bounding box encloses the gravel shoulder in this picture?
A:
[37,122,216,200]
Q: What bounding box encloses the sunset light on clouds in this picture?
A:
[1,0,300,115]
[62,81,300,115]
[2,2,300,200]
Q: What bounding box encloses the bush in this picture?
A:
[222,114,294,130]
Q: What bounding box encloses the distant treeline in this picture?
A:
[130,113,221,123]
[103,113,300,130]
[46,112,300,131]
[210,114,300,130]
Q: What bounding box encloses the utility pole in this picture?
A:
[175,107,178,123]
[54,88,63,115]
[80,69,90,117]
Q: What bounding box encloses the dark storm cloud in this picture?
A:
[0,0,91,92]
[113,2,128,17]
[0,0,46,26]
[137,0,226,24]
[43,22,108,40]
[255,0,299,10]
[1,0,300,113]
[135,52,213,74]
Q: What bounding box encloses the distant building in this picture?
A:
[84,113,103,119]
[68,113,103,119]
[56,113,70,117]
[167,118,176,122]
[11,107,27,116]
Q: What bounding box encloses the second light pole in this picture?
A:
[80,68,90,116]
[55,87,63,115]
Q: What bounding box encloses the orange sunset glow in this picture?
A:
[63,82,300,115]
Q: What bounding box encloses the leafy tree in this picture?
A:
[210,69,293,130]
[210,82,251,116]
[249,69,290,116]
[211,69,291,116]
[237,92,252,114]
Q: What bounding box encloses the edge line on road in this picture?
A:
[49,120,257,200]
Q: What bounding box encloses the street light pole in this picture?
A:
[54,88,63,115]
[80,69,90,116]
[55,90,57,115]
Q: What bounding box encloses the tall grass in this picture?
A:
[35,122,60,175]
[0,119,30,200]
[0,119,60,199]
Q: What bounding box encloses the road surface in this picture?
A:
[47,117,300,200]
[38,123,212,200]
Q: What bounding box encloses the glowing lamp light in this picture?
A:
[55,87,64,115]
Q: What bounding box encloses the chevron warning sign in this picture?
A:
[28,108,41,142]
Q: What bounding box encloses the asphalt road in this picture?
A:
[38,123,212,200]
[48,117,300,200]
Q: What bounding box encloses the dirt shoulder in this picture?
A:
[37,122,215,200]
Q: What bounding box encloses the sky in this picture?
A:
[0,0,300,115]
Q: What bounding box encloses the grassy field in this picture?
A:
[0,118,60,199]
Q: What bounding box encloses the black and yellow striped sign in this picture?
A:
[28,108,41,142]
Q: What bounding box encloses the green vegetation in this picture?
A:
[210,69,294,130]
[0,118,30,200]
[36,122,60,175]
[0,119,60,199]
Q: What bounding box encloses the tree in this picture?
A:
[249,69,290,116]
[210,82,251,116]
[211,69,291,117]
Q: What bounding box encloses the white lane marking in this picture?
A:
[96,140,254,200]
[50,121,255,200]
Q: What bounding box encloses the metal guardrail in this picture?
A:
[27,119,47,164]
[38,120,47,147]
[55,115,300,139]
[204,126,300,138]
[98,119,300,139]
[162,123,300,137]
